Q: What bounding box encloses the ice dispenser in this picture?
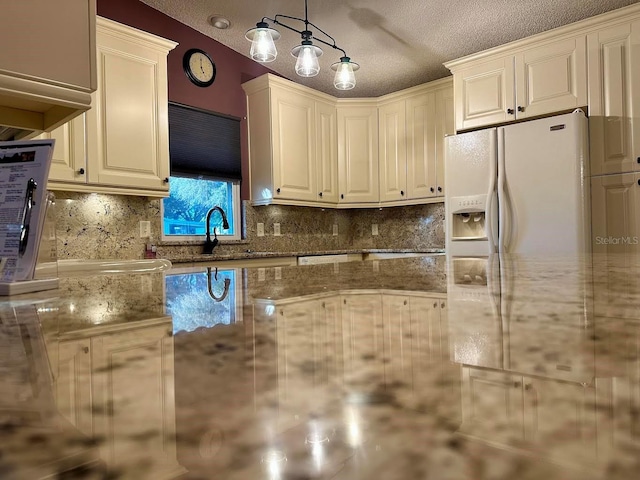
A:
[449,194,487,241]
[446,194,493,256]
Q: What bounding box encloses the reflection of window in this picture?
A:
[165,269,237,334]
[161,176,240,241]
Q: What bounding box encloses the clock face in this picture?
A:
[184,49,216,87]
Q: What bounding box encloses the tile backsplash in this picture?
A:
[52,191,444,260]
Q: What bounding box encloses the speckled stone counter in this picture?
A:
[2,253,640,479]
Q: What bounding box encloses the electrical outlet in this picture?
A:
[257,223,265,237]
[139,220,151,238]
[372,260,380,273]
[258,268,266,281]
[372,224,379,236]
[274,223,281,236]
[333,224,338,236]
[274,267,282,280]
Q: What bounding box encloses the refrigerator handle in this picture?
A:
[486,132,498,253]
[497,128,511,253]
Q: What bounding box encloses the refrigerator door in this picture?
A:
[498,110,590,254]
[445,129,498,256]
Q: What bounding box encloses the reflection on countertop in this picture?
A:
[2,254,640,478]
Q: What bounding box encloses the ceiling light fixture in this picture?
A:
[245,0,359,90]
[208,15,230,30]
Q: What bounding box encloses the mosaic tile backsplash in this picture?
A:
[52,192,444,260]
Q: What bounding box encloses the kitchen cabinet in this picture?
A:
[337,103,380,204]
[52,318,185,479]
[0,0,96,137]
[591,173,640,255]
[47,17,178,197]
[460,366,597,462]
[378,79,453,203]
[243,74,338,207]
[341,293,384,387]
[588,20,640,176]
[38,114,87,184]
[447,34,587,131]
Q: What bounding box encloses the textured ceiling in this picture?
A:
[141,0,640,97]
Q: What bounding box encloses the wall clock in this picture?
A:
[183,48,216,87]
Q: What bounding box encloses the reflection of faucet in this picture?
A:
[206,267,231,302]
[203,206,230,254]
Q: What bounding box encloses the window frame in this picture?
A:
[160,176,242,242]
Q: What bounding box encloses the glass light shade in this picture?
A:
[247,27,278,62]
[294,45,321,77]
[331,58,359,90]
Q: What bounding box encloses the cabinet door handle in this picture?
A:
[276,188,281,194]
[163,177,169,183]
[517,106,525,113]
[318,192,323,197]
[440,302,445,308]
[430,187,435,193]
[340,194,344,199]
[637,179,640,186]
[77,168,85,175]
[433,302,437,308]
[437,186,442,192]
[637,157,640,164]
[82,346,89,354]
[400,190,404,196]
[513,381,521,388]
[507,108,515,115]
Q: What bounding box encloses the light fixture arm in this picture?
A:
[258,13,348,58]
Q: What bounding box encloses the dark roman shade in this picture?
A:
[168,102,242,181]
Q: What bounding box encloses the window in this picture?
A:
[161,176,240,241]
[163,102,242,241]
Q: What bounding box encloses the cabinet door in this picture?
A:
[435,86,455,197]
[379,101,408,202]
[591,173,640,255]
[523,378,597,463]
[315,99,339,203]
[338,105,379,204]
[514,36,587,119]
[453,56,515,131]
[460,367,524,441]
[91,323,181,477]
[56,338,92,436]
[588,21,640,175]
[271,87,317,202]
[406,92,437,200]
[41,114,87,185]
[341,294,384,388]
[87,21,172,192]
[381,295,412,386]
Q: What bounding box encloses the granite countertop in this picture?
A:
[165,248,445,264]
[2,253,640,479]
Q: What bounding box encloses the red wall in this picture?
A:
[97,0,281,199]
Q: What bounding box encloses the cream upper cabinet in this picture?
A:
[379,78,453,204]
[38,114,87,184]
[447,34,587,131]
[47,17,177,197]
[451,56,515,132]
[0,0,96,135]
[337,104,379,204]
[243,74,338,206]
[378,100,407,202]
[588,20,640,176]
[591,173,640,255]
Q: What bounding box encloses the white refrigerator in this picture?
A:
[444,110,591,256]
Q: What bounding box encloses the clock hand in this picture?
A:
[200,57,205,74]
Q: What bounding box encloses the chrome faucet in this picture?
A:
[203,206,230,254]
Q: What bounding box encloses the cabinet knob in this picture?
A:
[637,179,640,186]
[517,106,525,112]
[403,300,407,305]
[525,383,532,391]
[400,190,405,196]
[318,192,323,197]
[507,108,515,115]
[637,157,640,164]
[437,186,442,192]
[276,188,281,194]
[430,187,435,193]
[77,168,85,175]
[340,194,344,200]
[82,346,89,354]
[163,177,169,183]
[441,302,445,308]
[513,381,521,388]
[433,302,437,308]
